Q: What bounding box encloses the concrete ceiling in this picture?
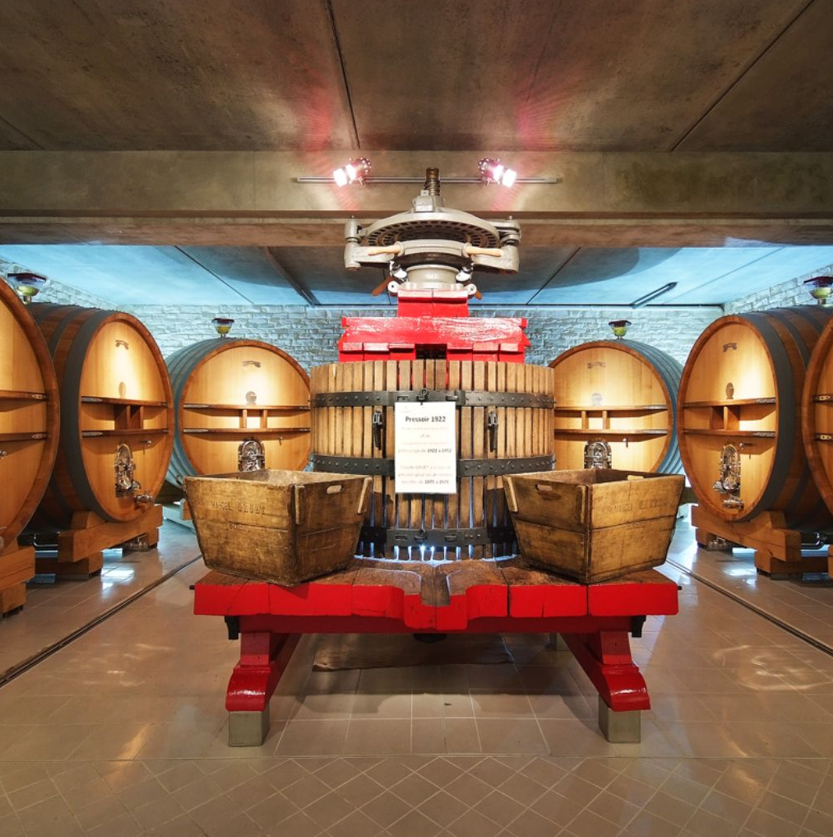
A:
[2,244,833,307]
[0,0,830,152]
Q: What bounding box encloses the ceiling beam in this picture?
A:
[1,151,833,247]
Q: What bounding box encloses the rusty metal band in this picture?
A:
[313,390,554,409]
[311,453,554,477]
[360,525,516,549]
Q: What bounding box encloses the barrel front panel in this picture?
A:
[311,360,554,559]
[30,305,173,526]
[679,308,832,529]
[550,341,678,473]
[0,288,57,548]
[169,340,311,481]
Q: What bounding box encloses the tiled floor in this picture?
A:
[1,519,833,835]
[0,523,200,679]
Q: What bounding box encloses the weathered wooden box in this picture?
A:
[504,469,684,583]
[185,469,371,585]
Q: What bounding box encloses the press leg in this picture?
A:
[226,630,300,747]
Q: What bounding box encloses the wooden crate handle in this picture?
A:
[505,478,518,513]
[294,484,305,526]
[536,483,554,492]
[357,477,371,515]
[326,484,344,494]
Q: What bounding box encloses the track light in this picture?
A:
[478,158,517,187]
[333,157,372,187]
[211,317,234,337]
[630,282,677,308]
[7,271,48,304]
[804,276,833,305]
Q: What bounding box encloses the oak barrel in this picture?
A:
[549,340,682,473]
[678,306,833,528]
[802,315,833,516]
[0,281,60,550]
[30,304,174,526]
[310,360,555,559]
[166,339,310,484]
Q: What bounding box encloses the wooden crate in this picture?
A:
[504,469,684,583]
[186,469,371,585]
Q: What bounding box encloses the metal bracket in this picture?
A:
[372,408,384,451]
[225,616,240,641]
[360,525,516,549]
[313,389,554,409]
[487,409,498,453]
[630,616,647,639]
[312,454,554,478]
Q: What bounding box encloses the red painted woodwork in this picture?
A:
[195,567,678,718]
[338,290,529,363]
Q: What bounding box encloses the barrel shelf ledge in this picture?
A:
[0,389,49,402]
[183,402,310,412]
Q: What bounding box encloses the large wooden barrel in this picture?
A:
[802,316,833,516]
[310,359,555,559]
[0,282,59,550]
[549,340,682,473]
[678,307,833,528]
[166,338,311,483]
[29,304,174,526]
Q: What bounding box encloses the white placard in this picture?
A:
[394,402,457,494]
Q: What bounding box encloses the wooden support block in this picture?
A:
[598,696,641,743]
[56,504,163,563]
[0,583,27,616]
[228,709,269,747]
[691,505,804,564]
[754,550,829,576]
[37,552,104,580]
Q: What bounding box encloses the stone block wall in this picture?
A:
[726,262,833,313]
[3,275,720,370]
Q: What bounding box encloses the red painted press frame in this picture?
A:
[194,571,678,717]
[338,289,529,362]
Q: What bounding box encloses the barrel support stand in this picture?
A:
[692,506,829,576]
[35,504,164,579]
[0,540,35,616]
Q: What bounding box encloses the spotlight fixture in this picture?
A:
[608,319,632,339]
[630,282,678,308]
[211,316,235,337]
[7,271,48,304]
[478,158,517,187]
[804,276,833,305]
[333,157,372,187]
